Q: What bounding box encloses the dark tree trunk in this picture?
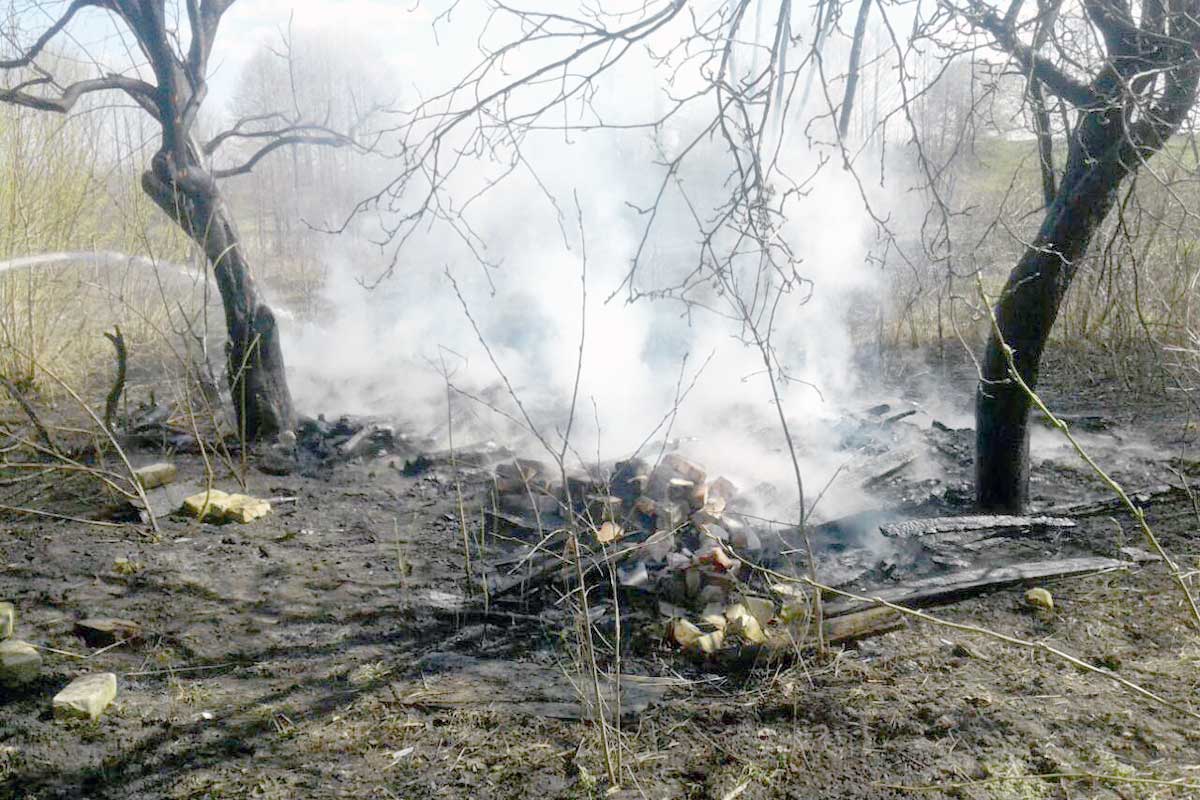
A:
[142,151,296,442]
[976,108,1133,511]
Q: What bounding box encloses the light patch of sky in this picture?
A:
[209,0,440,111]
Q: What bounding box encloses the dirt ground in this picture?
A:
[2,345,1200,800]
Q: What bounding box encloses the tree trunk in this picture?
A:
[975,110,1129,511]
[142,151,296,442]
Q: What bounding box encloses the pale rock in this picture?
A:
[670,618,702,647]
[0,639,41,686]
[1025,587,1054,611]
[181,488,232,521]
[223,494,271,524]
[133,462,177,490]
[0,602,13,639]
[181,489,270,524]
[53,673,117,720]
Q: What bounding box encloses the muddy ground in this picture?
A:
[2,345,1200,800]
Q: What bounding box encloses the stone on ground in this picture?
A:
[223,494,271,524]
[180,489,271,524]
[53,673,118,720]
[74,618,142,647]
[1025,587,1054,611]
[181,488,232,521]
[133,462,177,490]
[0,640,41,687]
[0,602,13,639]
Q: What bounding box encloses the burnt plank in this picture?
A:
[880,515,1076,538]
[825,556,1126,617]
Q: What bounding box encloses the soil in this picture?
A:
[2,344,1200,800]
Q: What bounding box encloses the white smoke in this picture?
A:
[243,1,903,519]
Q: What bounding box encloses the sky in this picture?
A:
[211,0,432,106]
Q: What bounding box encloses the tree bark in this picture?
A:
[142,151,295,442]
[975,108,1132,511]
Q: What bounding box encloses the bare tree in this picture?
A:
[0,1,361,440]
[966,0,1200,510]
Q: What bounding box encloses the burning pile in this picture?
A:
[487,452,867,656]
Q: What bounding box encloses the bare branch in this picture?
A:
[211,132,356,178]
[0,0,99,69]
[0,73,158,115]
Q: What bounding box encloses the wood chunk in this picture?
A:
[860,452,916,488]
[611,458,649,501]
[596,521,624,545]
[133,462,177,490]
[498,492,560,517]
[648,455,705,500]
[741,596,776,627]
[586,495,624,522]
[53,673,118,720]
[1054,485,1186,517]
[666,478,696,505]
[708,476,739,503]
[397,652,675,723]
[0,602,13,639]
[670,618,702,647]
[74,618,142,648]
[661,454,706,485]
[700,604,728,631]
[696,630,725,654]
[880,515,1076,539]
[823,607,904,643]
[563,471,604,502]
[725,604,767,644]
[655,502,686,532]
[494,460,547,493]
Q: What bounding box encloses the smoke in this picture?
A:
[238,2,904,520]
